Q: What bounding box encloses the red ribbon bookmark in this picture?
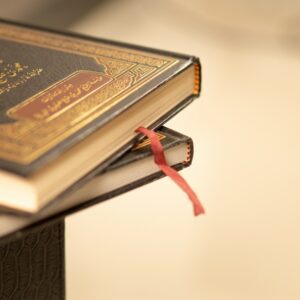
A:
[136,127,205,216]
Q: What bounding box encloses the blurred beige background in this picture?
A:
[1,0,300,299]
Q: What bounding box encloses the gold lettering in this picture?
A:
[33,109,50,119]
[0,61,43,96]
[0,76,7,85]
[69,87,81,98]
[26,74,104,120]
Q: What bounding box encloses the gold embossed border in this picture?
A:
[132,132,165,151]
[0,22,179,165]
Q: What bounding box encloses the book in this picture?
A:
[0,220,65,299]
[0,19,201,213]
[0,127,193,241]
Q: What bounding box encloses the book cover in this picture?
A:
[0,19,201,176]
[0,220,65,299]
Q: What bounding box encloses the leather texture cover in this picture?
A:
[0,220,65,300]
[0,18,201,176]
[0,127,193,242]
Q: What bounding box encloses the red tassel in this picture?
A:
[136,127,205,216]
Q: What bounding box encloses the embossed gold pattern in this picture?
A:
[8,71,112,121]
[0,60,43,95]
[0,22,178,164]
[132,132,165,151]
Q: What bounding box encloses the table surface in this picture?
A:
[1,0,300,299]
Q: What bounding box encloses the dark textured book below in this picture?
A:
[0,19,201,213]
[0,220,65,299]
[0,127,193,241]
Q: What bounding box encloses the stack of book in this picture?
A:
[0,19,202,241]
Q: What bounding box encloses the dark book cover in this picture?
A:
[0,220,65,300]
[0,19,201,176]
[0,127,193,242]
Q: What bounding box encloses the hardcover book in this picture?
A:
[0,220,65,300]
[0,127,193,241]
[0,19,201,213]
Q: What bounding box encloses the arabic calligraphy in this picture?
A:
[0,60,43,95]
[8,71,112,121]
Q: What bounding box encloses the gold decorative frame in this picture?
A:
[0,22,178,164]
